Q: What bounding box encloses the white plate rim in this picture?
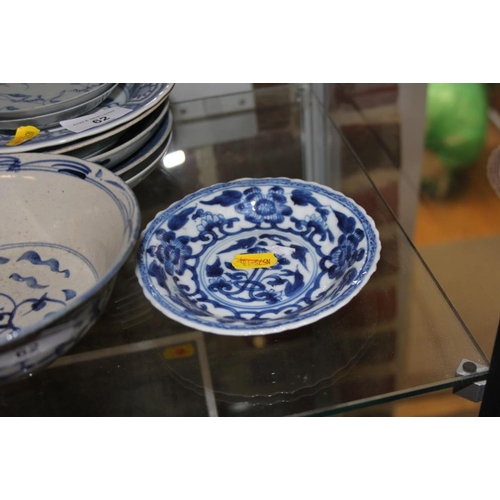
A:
[88,101,170,166]
[112,109,173,176]
[125,132,173,188]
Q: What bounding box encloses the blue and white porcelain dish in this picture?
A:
[0,153,141,380]
[112,108,173,176]
[136,178,381,336]
[124,131,173,188]
[89,101,170,169]
[65,133,122,160]
[0,83,115,119]
[0,83,174,153]
[48,93,168,156]
[0,84,118,131]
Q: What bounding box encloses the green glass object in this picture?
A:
[425,83,488,171]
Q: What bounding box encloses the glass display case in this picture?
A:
[0,84,492,417]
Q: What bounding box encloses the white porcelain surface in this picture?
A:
[0,152,141,380]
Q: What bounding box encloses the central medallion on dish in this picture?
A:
[198,231,318,311]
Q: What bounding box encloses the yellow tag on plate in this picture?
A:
[163,343,195,360]
[232,252,278,269]
[6,125,40,146]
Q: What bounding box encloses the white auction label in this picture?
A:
[60,106,133,133]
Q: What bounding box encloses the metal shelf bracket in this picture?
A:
[453,358,489,403]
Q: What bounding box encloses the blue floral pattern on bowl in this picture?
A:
[0,245,96,339]
[136,178,381,336]
[0,153,141,381]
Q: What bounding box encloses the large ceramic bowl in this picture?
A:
[0,153,141,380]
[136,178,381,336]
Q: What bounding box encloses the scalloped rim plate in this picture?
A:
[135,178,381,336]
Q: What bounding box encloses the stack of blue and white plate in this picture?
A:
[0,83,174,188]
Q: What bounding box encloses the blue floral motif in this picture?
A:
[131,83,157,101]
[17,250,70,278]
[9,273,48,289]
[148,229,192,277]
[196,212,226,232]
[0,291,73,336]
[208,276,234,293]
[304,213,330,237]
[0,246,83,338]
[235,186,293,224]
[323,212,365,280]
[190,209,239,237]
[325,233,365,279]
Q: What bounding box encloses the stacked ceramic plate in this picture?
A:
[0,83,174,188]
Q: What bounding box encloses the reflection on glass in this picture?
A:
[162,150,186,169]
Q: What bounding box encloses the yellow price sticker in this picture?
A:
[163,343,195,360]
[6,125,40,146]
[232,252,278,270]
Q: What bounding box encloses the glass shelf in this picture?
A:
[0,84,489,417]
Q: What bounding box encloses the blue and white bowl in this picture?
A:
[0,153,141,380]
[136,178,381,336]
